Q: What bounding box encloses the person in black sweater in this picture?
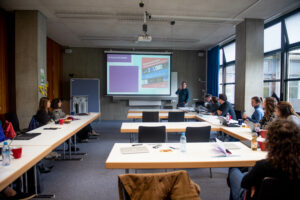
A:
[209,96,219,113]
[228,119,300,200]
[36,97,53,126]
[216,94,236,120]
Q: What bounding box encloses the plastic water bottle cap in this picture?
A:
[181,132,185,136]
[3,141,8,145]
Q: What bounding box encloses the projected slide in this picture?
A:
[107,54,171,95]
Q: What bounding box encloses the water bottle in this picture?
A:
[2,141,11,166]
[180,132,187,152]
[226,114,230,123]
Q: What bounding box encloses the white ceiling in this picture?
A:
[1,0,299,50]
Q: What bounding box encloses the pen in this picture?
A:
[226,149,232,154]
[132,143,143,146]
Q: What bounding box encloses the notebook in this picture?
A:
[14,133,41,140]
[120,146,149,154]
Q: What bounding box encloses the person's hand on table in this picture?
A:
[242,113,247,120]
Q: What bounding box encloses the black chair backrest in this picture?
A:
[168,112,185,122]
[5,112,20,132]
[257,177,282,200]
[185,126,211,142]
[138,126,166,143]
[142,112,159,122]
[234,110,243,120]
[119,181,131,200]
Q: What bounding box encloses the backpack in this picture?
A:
[0,124,6,142]
[28,115,40,131]
[3,120,16,139]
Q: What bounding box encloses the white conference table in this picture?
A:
[127,112,198,120]
[196,114,253,141]
[0,145,51,192]
[0,112,101,192]
[121,122,218,133]
[2,113,101,148]
[128,109,183,113]
[106,142,267,171]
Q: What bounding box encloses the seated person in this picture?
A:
[204,94,212,110]
[259,97,277,129]
[36,97,53,126]
[228,119,300,200]
[51,98,68,121]
[275,101,300,128]
[209,96,219,113]
[243,96,264,123]
[216,94,237,120]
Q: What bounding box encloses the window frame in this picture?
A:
[263,8,300,101]
[219,41,236,103]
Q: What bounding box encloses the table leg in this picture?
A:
[20,175,24,193]
[33,165,55,198]
[57,138,82,161]
[130,133,133,143]
[73,134,87,156]
[25,172,28,193]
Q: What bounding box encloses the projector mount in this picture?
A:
[137,11,152,42]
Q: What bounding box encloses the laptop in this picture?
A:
[245,120,256,132]
[218,116,240,127]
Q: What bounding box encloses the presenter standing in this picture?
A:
[176,81,190,107]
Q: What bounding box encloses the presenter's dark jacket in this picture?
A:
[218,101,237,120]
[176,88,190,105]
[36,110,53,126]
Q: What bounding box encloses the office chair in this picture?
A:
[185,126,211,142]
[142,112,159,122]
[168,112,185,122]
[185,126,212,178]
[118,170,200,200]
[138,126,166,143]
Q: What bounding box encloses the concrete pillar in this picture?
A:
[15,11,47,128]
[235,19,264,116]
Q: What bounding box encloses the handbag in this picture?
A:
[3,120,16,139]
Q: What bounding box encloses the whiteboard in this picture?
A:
[70,78,100,113]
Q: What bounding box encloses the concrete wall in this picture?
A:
[62,48,206,120]
[15,11,47,128]
[235,19,264,115]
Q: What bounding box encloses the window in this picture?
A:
[287,48,300,112]
[219,67,223,94]
[225,64,235,83]
[288,49,300,79]
[219,49,223,66]
[264,23,281,53]
[263,53,281,98]
[219,42,236,103]
[223,43,235,62]
[285,12,300,44]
